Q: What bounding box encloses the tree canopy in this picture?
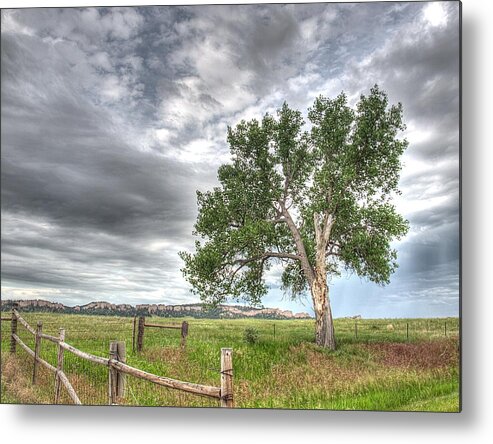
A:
[180,85,408,315]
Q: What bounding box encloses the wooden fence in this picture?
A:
[132,316,189,353]
[5,304,233,407]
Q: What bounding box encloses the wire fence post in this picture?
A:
[406,322,409,342]
[116,341,126,399]
[445,321,447,337]
[10,302,18,354]
[181,321,189,349]
[132,316,137,353]
[354,321,358,339]
[137,316,145,353]
[273,323,276,339]
[220,348,233,408]
[109,341,118,405]
[32,321,43,384]
[54,328,65,404]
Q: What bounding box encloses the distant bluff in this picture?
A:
[0,299,312,320]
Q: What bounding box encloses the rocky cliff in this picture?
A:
[0,299,312,320]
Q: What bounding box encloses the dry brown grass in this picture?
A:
[1,355,54,404]
[361,339,459,370]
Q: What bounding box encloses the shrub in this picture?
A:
[243,327,260,345]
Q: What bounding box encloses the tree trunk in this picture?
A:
[312,275,336,350]
[282,207,336,349]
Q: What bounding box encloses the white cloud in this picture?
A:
[89,51,114,72]
[423,2,448,28]
[1,9,35,36]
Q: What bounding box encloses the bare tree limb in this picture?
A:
[280,202,315,286]
[322,214,335,245]
[233,251,302,265]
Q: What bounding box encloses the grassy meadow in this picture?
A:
[0,312,460,411]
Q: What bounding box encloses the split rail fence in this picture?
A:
[4,304,233,407]
[132,316,189,353]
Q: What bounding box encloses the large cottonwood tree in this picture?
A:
[180,85,409,349]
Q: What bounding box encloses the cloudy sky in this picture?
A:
[1,1,460,318]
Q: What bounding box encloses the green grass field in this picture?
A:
[0,312,460,411]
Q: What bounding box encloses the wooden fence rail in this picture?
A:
[7,306,233,407]
[39,332,60,343]
[16,313,37,335]
[110,360,221,399]
[144,323,182,329]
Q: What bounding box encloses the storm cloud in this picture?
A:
[1,2,460,316]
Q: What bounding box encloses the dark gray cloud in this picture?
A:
[1,2,460,317]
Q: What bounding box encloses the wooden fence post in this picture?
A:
[137,317,145,352]
[354,321,358,339]
[10,302,18,354]
[445,321,447,337]
[273,323,276,339]
[116,341,126,399]
[32,321,43,384]
[220,348,233,408]
[132,316,137,353]
[406,323,409,342]
[181,321,189,349]
[109,341,118,405]
[54,328,65,404]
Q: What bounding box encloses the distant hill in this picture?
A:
[0,299,312,320]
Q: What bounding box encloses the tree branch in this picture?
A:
[268,217,288,224]
[313,212,322,244]
[265,251,301,261]
[326,241,341,257]
[234,251,302,265]
[322,213,335,245]
[280,202,315,286]
[282,169,291,205]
